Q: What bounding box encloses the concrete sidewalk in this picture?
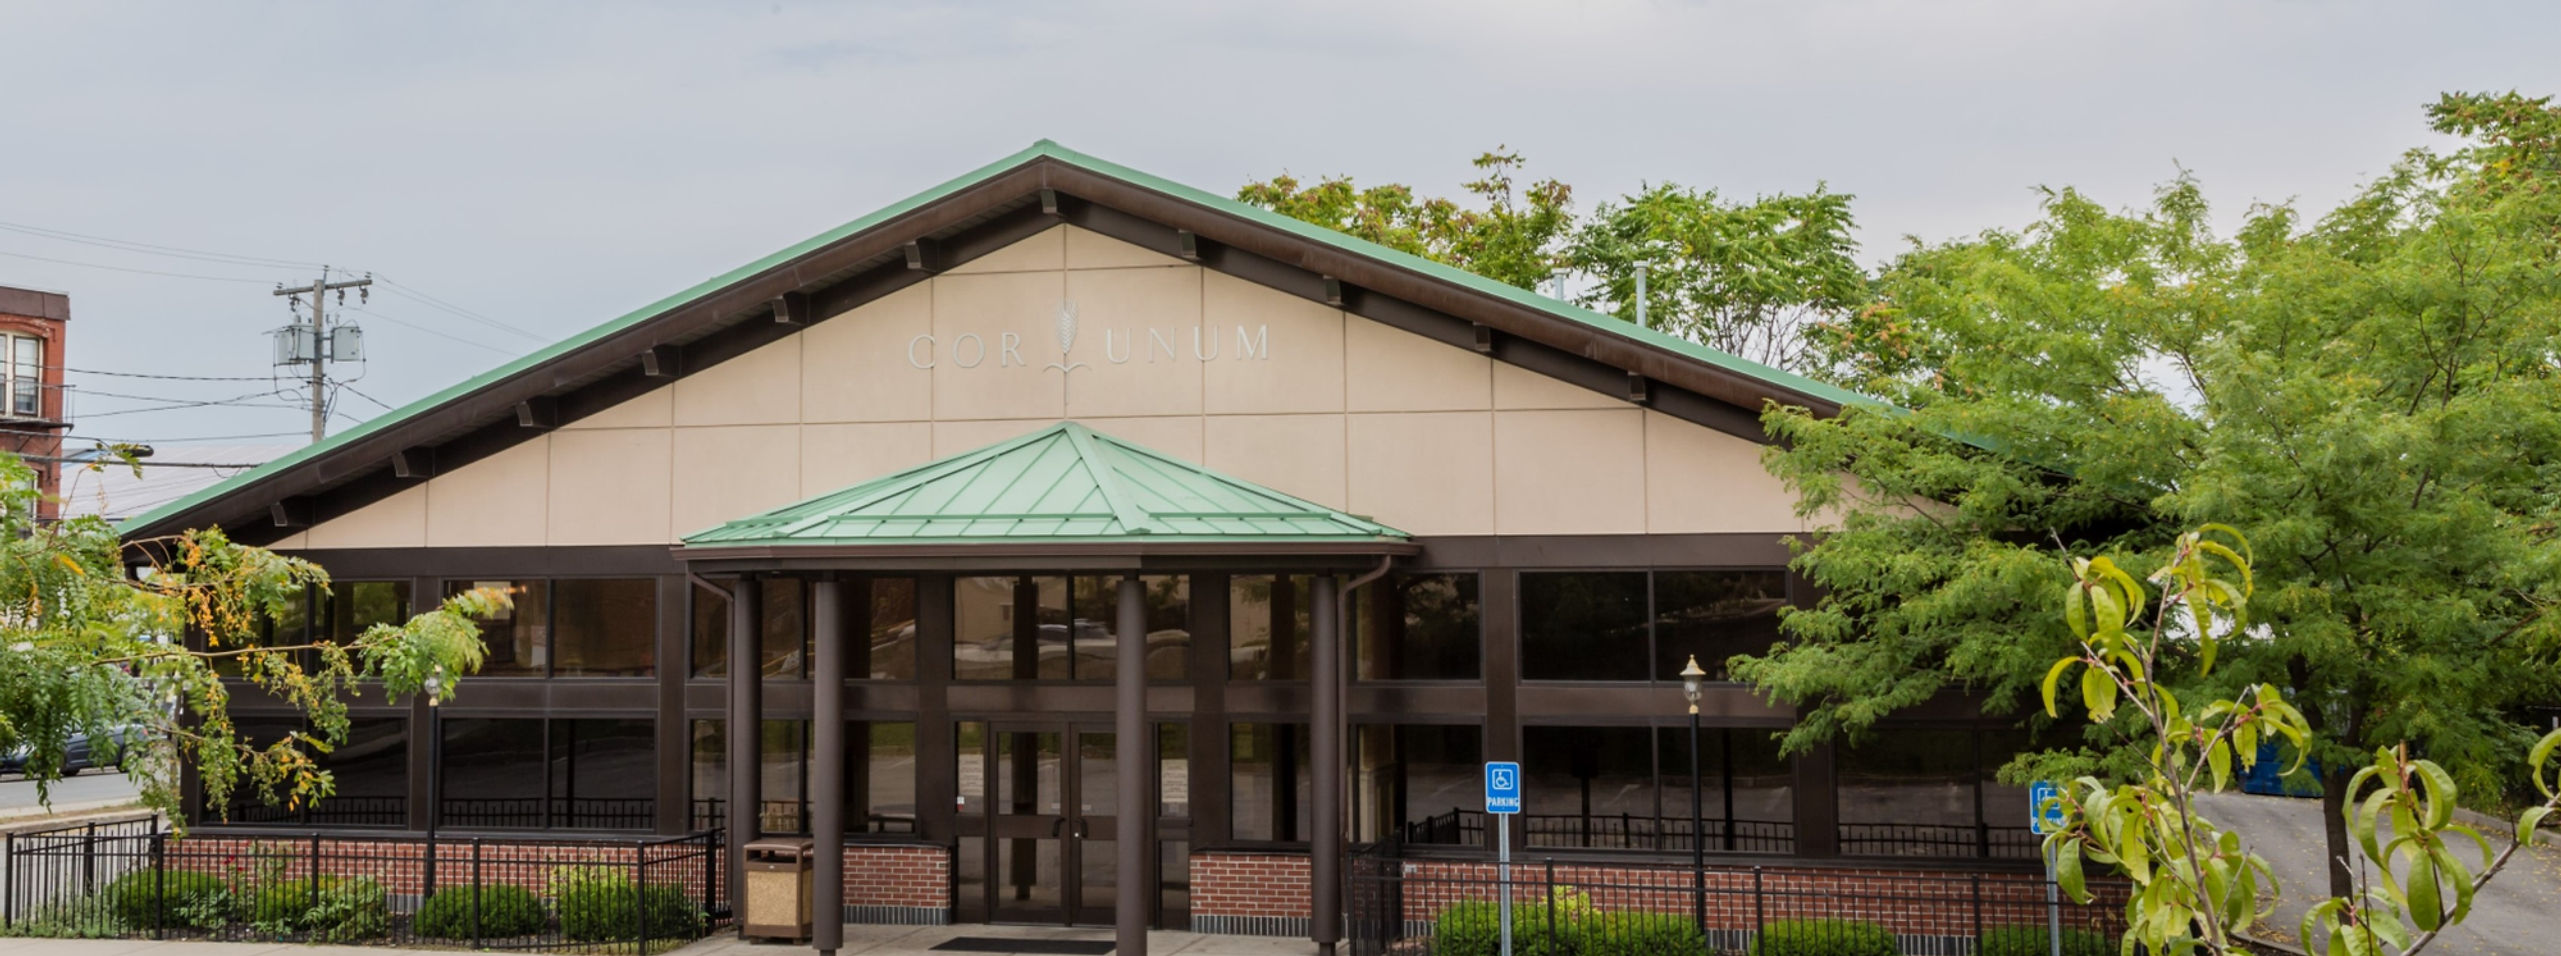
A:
[0,924,1320,956]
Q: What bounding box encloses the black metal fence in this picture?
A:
[1348,847,2130,956]
[0,817,726,952]
[1402,811,1799,855]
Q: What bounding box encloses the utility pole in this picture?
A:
[272,267,370,443]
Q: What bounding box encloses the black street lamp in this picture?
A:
[1679,654,1707,932]
[421,670,446,893]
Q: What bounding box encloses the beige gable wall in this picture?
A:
[298,226,1806,547]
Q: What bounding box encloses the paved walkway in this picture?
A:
[0,925,1318,956]
[2199,790,2561,956]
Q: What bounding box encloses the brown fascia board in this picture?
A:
[130,155,1821,546]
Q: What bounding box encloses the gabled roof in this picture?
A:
[681,422,1407,555]
[121,140,1879,545]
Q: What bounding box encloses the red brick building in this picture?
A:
[0,285,71,521]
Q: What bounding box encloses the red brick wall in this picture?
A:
[840,843,948,910]
[1191,851,1312,920]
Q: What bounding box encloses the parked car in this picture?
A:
[0,726,132,777]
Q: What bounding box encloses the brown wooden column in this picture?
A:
[811,576,845,954]
[1310,575,1342,954]
[1114,573,1149,956]
[725,574,763,932]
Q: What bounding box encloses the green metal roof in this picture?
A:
[681,422,1408,549]
[123,139,1879,538]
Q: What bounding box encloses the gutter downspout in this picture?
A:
[1318,555,1394,953]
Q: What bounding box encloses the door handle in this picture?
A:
[1071,819,1087,839]
[1051,818,1068,837]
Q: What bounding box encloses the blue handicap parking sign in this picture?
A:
[1485,761,1522,814]
[2029,780,2066,834]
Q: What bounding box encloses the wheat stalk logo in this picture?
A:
[1045,300,1088,401]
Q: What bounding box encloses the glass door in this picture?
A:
[966,722,1117,925]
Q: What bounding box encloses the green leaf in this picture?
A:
[2065,577,2090,639]
[2208,739,2232,792]
[2407,853,2441,931]
[2042,656,2078,719]
[2413,759,2458,830]
[2533,729,2561,798]
[2521,806,2553,846]
[2055,842,2090,902]
[2089,577,2127,637]
[2082,665,2119,723]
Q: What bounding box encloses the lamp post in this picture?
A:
[421,670,445,893]
[1679,655,1707,932]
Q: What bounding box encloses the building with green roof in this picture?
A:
[147,141,2034,956]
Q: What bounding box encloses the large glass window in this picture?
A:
[1355,573,1481,681]
[691,577,813,678]
[553,579,656,676]
[449,580,549,676]
[217,716,359,825]
[688,718,918,836]
[1353,724,1482,846]
[440,717,654,830]
[325,581,411,643]
[1229,722,1310,842]
[867,577,919,680]
[1835,727,2034,859]
[1520,570,1789,682]
[1517,724,1796,853]
[954,575,1188,681]
[1230,575,1310,680]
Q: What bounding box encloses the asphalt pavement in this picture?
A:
[2197,790,2561,955]
[0,769,142,823]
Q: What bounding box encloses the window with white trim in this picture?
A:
[4,334,42,418]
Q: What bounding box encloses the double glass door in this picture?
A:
[960,722,1120,925]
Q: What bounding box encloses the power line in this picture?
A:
[77,384,289,404]
[373,280,548,342]
[0,219,321,270]
[36,453,271,469]
[57,366,273,382]
[337,382,397,411]
[60,431,307,444]
[345,305,521,356]
[0,247,281,284]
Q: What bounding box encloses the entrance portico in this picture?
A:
[678,422,1414,956]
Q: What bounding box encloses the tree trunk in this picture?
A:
[2320,762,2356,900]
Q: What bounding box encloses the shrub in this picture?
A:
[1979,925,2113,956]
[237,875,386,939]
[1574,911,1707,956]
[300,877,389,942]
[416,883,550,939]
[1748,918,1897,956]
[554,871,704,942]
[104,868,228,929]
[1430,894,1578,956]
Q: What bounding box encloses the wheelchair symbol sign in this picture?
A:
[1485,761,1522,814]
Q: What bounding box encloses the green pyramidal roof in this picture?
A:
[682,422,1408,550]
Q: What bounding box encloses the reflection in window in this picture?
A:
[1229,722,1310,842]
[553,579,656,676]
[450,580,547,676]
[1354,724,1482,846]
[1515,725,1796,853]
[954,575,1188,681]
[1355,574,1481,681]
[1654,571,1786,680]
[1159,723,1189,819]
[440,717,654,830]
[1836,727,2035,859]
[215,586,314,677]
[325,581,411,644]
[1520,570,1790,682]
[1230,575,1309,680]
[691,578,810,678]
[867,577,919,679]
[1521,572,1647,680]
[320,718,413,827]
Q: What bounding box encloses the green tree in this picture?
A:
[1736,93,2561,901]
[1568,183,1867,370]
[2037,525,2561,955]
[0,452,501,824]
[1237,149,1574,291]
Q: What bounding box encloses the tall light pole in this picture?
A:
[1679,655,1707,932]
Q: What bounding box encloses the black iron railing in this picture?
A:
[0,817,723,952]
[1399,809,1799,855]
[1346,844,2130,956]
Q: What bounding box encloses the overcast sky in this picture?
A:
[2,1,2552,457]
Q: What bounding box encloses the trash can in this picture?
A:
[743,837,814,941]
